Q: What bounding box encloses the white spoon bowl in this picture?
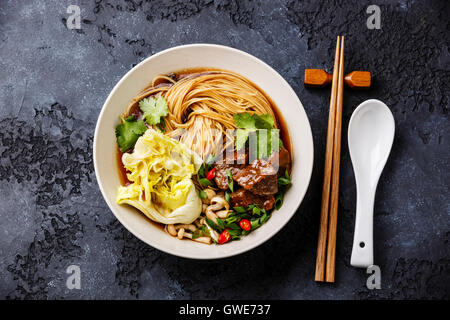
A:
[348,99,395,268]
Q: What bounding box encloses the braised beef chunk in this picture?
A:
[214,152,248,190]
[214,163,239,189]
[234,159,278,195]
[230,189,275,211]
[268,146,290,173]
[251,174,278,195]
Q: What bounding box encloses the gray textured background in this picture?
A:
[0,0,449,299]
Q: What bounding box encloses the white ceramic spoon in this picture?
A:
[348,99,395,268]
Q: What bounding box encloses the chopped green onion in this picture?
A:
[225,216,238,224]
[274,192,283,210]
[225,191,231,203]
[251,218,261,230]
[260,213,271,224]
[198,164,206,178]
[233,206,246,213]
[198,178,213,187]
[198,190,207,199]
[226,169,234,192]
[227,228,242,236]
[225,222,241,230]
[216,218,226,230]
[252,206,261,215]
[205,217,221,232]
[278,177,290,186]
[192,226,208,239]
[249,213,271,230]
[277,170,291,186]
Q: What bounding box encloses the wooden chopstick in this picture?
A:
[315,36,341,282]
[326,36,345,282]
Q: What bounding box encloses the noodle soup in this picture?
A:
[115,68,292,245]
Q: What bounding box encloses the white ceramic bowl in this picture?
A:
[94,44,313,259]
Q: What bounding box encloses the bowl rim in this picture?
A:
[93,43,314,259]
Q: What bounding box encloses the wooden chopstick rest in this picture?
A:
[305,69,371,89]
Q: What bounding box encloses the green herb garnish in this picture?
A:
[198,164,206,178]
[274,169,291,210]
[225,222,241,230]
[198,178,213,187]
[250,212,271,230]
[198,190,207,199]
[226,169,234,192]
[227,228,242,236]
[274,192,283,210]
[216,218,226,230]
[233,206,246,213]
[277,169,291,187]
[139,96,169,126]
[192,226,209,239]
[225,216,238,224]
[205,217,222,232]
[233,112,282,158]
[115,115,147,152]
[252,206,261,215]
[225,191,231,203]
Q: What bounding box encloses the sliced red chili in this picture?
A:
[239,219,251,231]
[218,229,231,244]
[206,167,216,180]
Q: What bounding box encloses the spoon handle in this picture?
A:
[350,184,375,268]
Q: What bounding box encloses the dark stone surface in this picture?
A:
[0,0,448,299]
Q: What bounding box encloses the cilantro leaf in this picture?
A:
[235,129,251,150]
[234,112,275,131]
[139,96,169,126]
[257,129,269,158]
[254,114,274,129]
[233,112,280,158]
[269,129,283,154]
[233,113,255,129]
[115,115,147,152]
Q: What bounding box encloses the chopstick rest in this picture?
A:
[305,69,371,89]
[347,99,395,268]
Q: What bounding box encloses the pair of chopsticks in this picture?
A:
[315,36,345,283]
